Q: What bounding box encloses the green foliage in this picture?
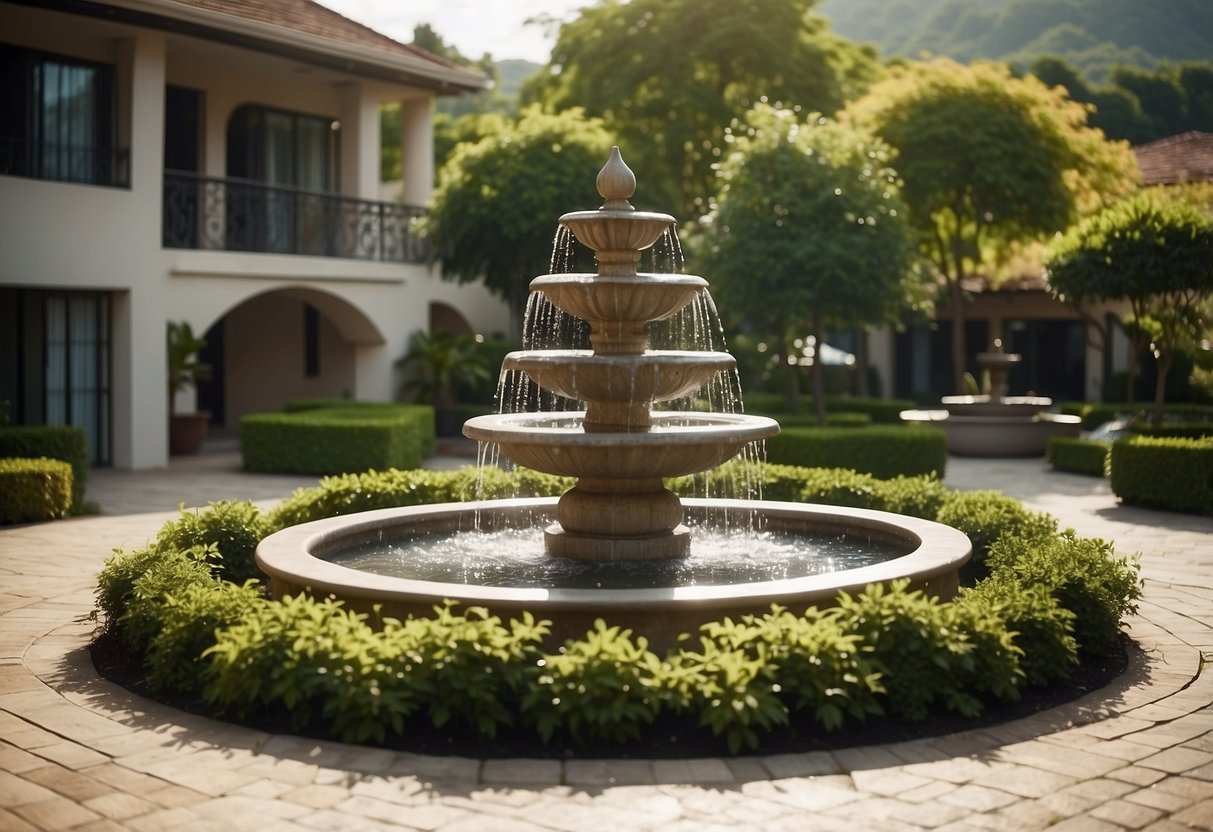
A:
[959,578,1078,687]
[987,531,1142,658]
[0,425,89,510]
[395,329,491,411]
[834,582,989,721]
[95,545,168,631]
[792,468,949,519]
[745,393,915,424]
[522,621,662,744]
[424,107,614,324]
[241,405,435,475]
[1109,435,1213,515]
[846,58,1137,393]
[1047,190,1213,421]
[144,580,265,695]
[154,501,265,582]
[935,490,1058,562]
[0,457,72,523]
[262,466,569,533]
[524,0,878,219]
[166,321,210,411]
[765,425,947,479]
[1047,437,1111,476]
[119,545,217,654]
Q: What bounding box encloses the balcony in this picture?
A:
[162,171,428,263]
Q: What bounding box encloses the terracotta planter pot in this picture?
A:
[169,412,210,456]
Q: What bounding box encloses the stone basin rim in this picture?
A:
[463,411,781,445]
[255,497,973,611]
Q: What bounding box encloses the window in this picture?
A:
[0,288,111,465]
[0,43,123,187]
[227,104,336,190]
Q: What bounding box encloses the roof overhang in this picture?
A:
[6,0,490,94]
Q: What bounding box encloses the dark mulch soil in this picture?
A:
[90,630,1127,760]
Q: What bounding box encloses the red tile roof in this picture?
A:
[1134,132,1213,186]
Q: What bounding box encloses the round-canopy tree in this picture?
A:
[1045,190,1213,421]
[424,107,614,333]
[522,0,877,220]
[844,59,1138,394]
[704,104,924,420]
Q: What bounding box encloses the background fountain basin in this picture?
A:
[940,395,1056,418]
[464,412,780,479]
[901,408,1082,456]
[256,497,972,649]
[503,350,736,404]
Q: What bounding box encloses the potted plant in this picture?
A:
[167,320,212,455]
[395,329,490,436]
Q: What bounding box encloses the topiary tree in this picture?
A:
[704,104,924,420]
[1045,190,1213,422]
[423,106,614,333]
[844,59,1138,394]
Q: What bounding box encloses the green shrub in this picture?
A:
[1109,435,1213,515]
[95,545,175,631]
[1059,402,1213,431]
[0,457,73,523]
[766,411,872,429]
[791,468,950,519]
[935,490,1057,562]
[522,620,663,745]
[242,405,436,475]
[154,501,265,582]
[1047,437,1110,476]
[1130,421,1213,439]
[833,581,988,721]
[144,580,266,695]
[746,394,914,425]
[263,466,569,533]
[958,578,1078,687]
[0,425,88,511]
[119,545,217,654]
[765,426,947,478]
[987,531,1141,658]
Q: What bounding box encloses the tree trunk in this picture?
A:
[783,341,800,414]
[855,328,870,397]
[812,319,826,426]
[1152,351,1171,425]
[950,278,968,395]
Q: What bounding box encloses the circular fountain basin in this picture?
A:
[532,273,707,326]
[901,408,1082,457]
[256,497,972,649]
[463,411,780,479]
[503,350,736,404]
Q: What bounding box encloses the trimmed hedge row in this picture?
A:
[0,425,89,511]
[242,405,435,475]
[745,393,914,424]
[94,462,1142,754]
[1059,402,1213,431]
[764,425,947,478]
[1047,437,1111,477]
[0,457,73,523]
[1110,436,1213,516]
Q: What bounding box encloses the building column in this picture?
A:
[399,97,433,207]
[338,82,380,200]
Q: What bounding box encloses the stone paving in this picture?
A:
[2,450,1212,830]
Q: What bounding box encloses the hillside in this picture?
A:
[817,0,1213,80]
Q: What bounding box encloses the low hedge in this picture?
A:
[242,405,435,475]
[1060,402,1213,431]
[93,461,1143,753]
[1047,437,1111,477]
[1130,422,1213,439]
[745,394,914,424]
[764,425,947,478]
[759,411,871,429]
[1109,435,1213,515]
[0,425,88,511]
[0,457,73,523]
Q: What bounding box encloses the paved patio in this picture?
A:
[2,449,1212,830]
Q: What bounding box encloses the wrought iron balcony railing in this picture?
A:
[162,171,428,263]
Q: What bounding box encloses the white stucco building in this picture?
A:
[1,0,510,469]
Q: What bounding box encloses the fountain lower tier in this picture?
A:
[464,411,780,560]
[256,498,973,650]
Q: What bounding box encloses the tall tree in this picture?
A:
[844,59,1137,393]
[704,105,923,419]
[424,107,613,333]
[522,0,877,221]
[1045,189,1213,421]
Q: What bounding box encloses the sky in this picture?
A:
[315,1,588,64]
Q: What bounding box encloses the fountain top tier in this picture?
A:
[463,147,779,561]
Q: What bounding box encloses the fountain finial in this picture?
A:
[597,146,636,211]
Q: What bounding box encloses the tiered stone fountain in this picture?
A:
[463,148,778,562]
[257,149,971,647]
[900,340,1082,456]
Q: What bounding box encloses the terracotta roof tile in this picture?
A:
[1134,131,1213,186]
[169,0,464,72]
